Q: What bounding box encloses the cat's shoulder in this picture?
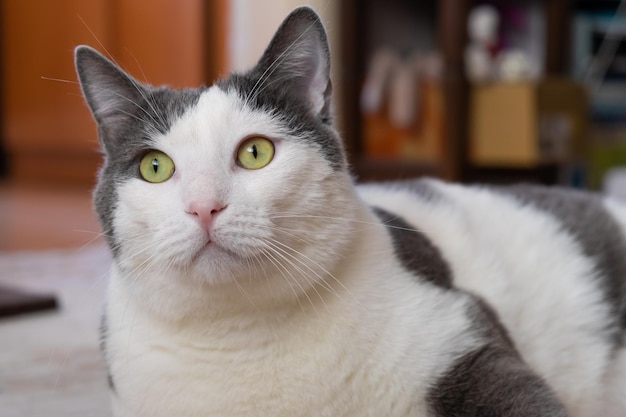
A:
[358,177,626,233]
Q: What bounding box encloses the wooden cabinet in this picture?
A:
[339,0,572,184]
[339,0,469,182]
[1,0,226,185]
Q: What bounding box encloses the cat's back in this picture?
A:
[357,178,626,415]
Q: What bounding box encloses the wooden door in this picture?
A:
[1,0,227,185]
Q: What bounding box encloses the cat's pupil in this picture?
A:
[249,145,258,159]
[152,158,159,173]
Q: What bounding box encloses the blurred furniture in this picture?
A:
[0,286,57,318]
[0,0,227,186]
[340,0,573,184]
[469,80,587,167]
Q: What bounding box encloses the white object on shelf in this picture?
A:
[389,60,417,128]
[362,49,442,128]
[465,5,499,82]
[497,49,536,81]
[360,49,400,113]
[604,167,626,202]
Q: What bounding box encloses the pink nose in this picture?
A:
[186,200,226,231]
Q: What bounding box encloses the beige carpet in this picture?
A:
[0,244,112,417]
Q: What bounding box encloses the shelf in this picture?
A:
[353,157,441,182]
[464,163,561,185]
[339,0,469,183]
[339,0,573,186]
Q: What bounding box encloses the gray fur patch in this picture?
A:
[496,185,626,345]
[99,313,115,394]
[372,207,452,288]
[427,299,569,416]
[75,46,203,253]
[93,87,203,253]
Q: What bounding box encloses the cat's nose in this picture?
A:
[186,200,226,231]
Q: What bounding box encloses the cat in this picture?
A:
[75,6,626,417]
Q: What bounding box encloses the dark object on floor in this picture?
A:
[0,285,58,318]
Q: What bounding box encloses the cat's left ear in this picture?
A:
[254,7,332,119]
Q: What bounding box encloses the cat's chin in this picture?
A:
[191,239,217,261]
[191,240,233,264]
[186,239,252,282]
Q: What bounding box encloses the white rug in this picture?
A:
[0,244,112,417]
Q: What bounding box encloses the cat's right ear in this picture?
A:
[74,46,145,130]
[252,7,332,121]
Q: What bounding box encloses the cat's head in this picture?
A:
[75,7,357,311]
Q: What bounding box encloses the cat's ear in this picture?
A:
[74,45,146,129]
[254,7,332,119]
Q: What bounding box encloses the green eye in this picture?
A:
[237,137,274,170]
[139,150,175,183]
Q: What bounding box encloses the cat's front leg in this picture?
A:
[427,302,569,417]
[428,344,569,417]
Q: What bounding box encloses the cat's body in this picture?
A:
[75,7,626,417]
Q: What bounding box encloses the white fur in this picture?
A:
[104,84,626,414]
[358,180,624,417]
[105,89,481,416]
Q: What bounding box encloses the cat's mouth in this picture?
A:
[191,236,239,264]
[193,238,217,259]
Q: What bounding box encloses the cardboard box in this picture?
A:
[469,79,587,167]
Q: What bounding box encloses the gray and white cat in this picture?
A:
[75,7,626,417]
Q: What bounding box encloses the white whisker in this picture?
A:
[41,76,79,85]
[122,48,169,132]
[262,239,331,314]
[269,213,422,233]
[266,237,352,304]
[259,246,311,314]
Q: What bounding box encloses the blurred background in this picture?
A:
[1,0,626,251]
